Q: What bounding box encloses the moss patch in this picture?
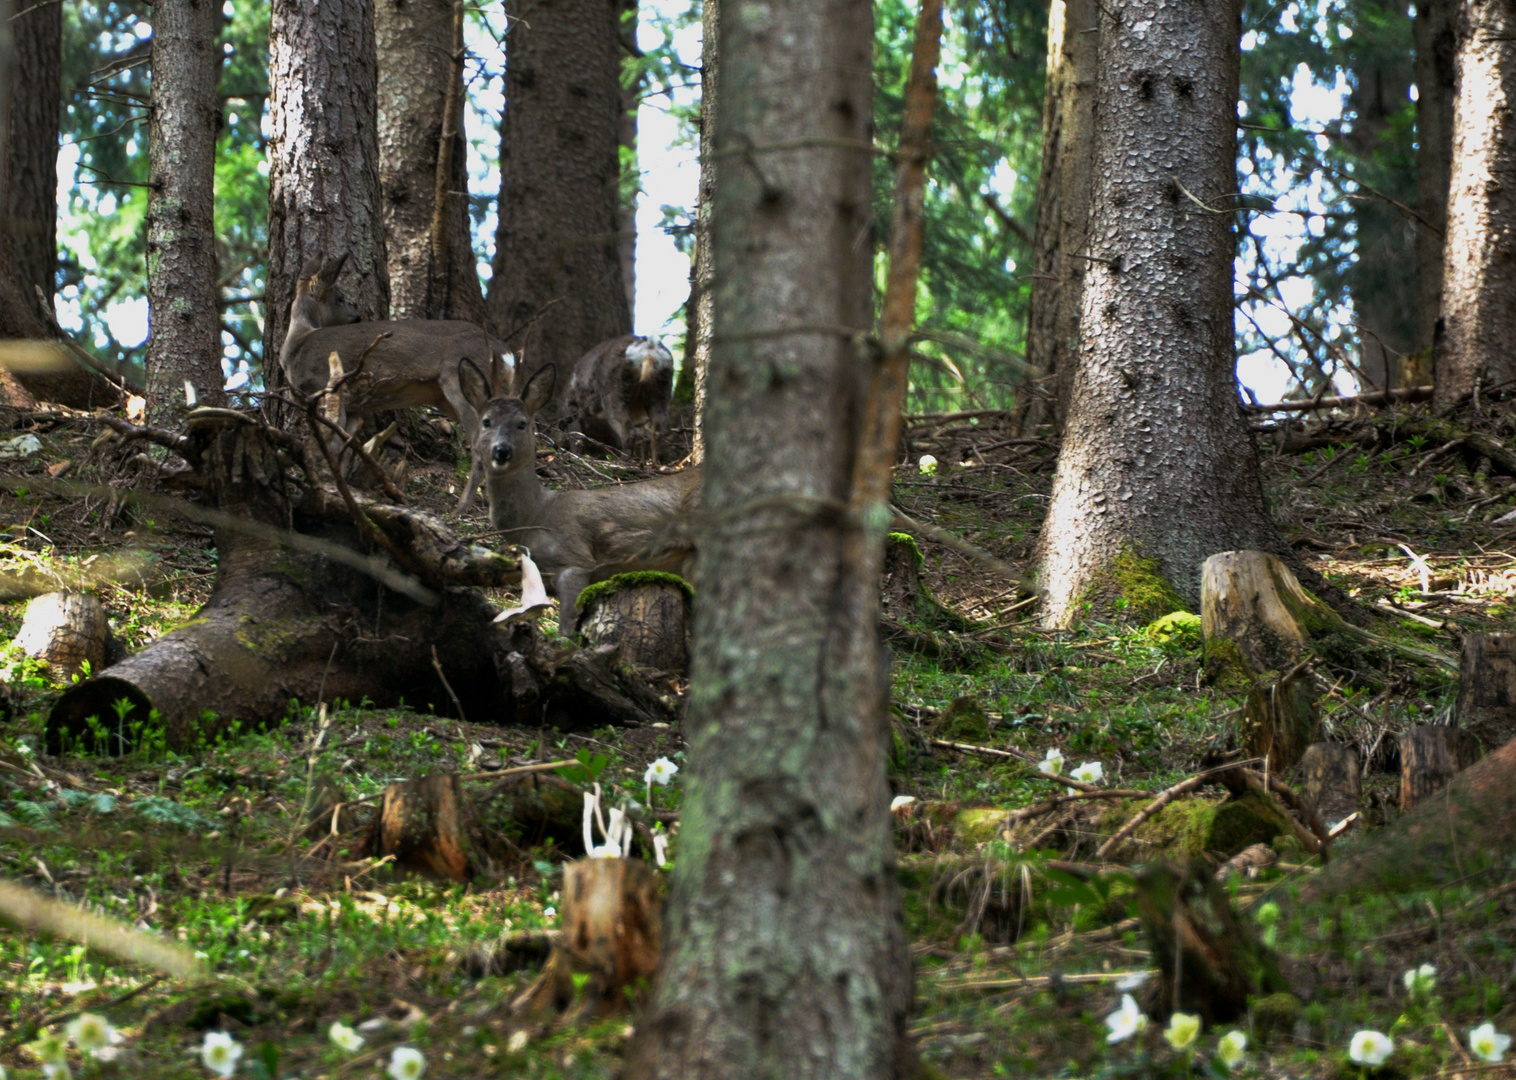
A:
[1146,610,1202,649]
[936,694,991,742]
[1203,635,1257,691]
[574,570,693,613]
[1080,551,1190,625]
[1095,791,1285,861]
[888,531,926,572]
[954,807,1007,846]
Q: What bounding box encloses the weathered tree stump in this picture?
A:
[1299,741,1361,830]
[1135,858,1287,1024]
[1201,551,1325,675]
[367,773,503,881]
[1399,725,1481,811]
[1240,668,1319,774]
[575,571,691,674]
[513,857,662,1021]
[13,591,114,683]
[1455,633,1516,748]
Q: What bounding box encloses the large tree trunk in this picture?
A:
[1415,0,1457,354]
[688,0,717,464]
[1032,0,1283,626]
[486,0,629,402]
[265,0,389,371]
[620,0,913,1074]
[375,0,485,323]
[616,0,639,320]
[1432,0,1516,408]
[1023,0,1098,431]
[2,0,60,331]
[145,0,227,423]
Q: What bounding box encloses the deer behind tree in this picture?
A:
[562,334,675,464]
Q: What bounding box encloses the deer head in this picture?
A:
[461,360,556,476]
[288,254,360,335]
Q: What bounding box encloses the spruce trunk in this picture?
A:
[1414,0,1457,355]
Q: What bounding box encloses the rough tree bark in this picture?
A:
[1414,0,1457,354]
[688,0,717,464]
[1023,0,1098,431]
[145,0,227,423]
[265,0,389,370]
[1032,0,1284,626]
[1,0,60,333]
[617,0,639,319]
[1432,0,1516,408]
[486,0,629,399]
[620,0,916,1074]
[375,0,485,322]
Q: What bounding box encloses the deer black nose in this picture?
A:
[492,443,512,465]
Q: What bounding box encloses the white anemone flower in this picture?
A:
[1348,1029,1394,1067]
[29,1033,68,1066]
[1105,994,1148,1043]
[66,1013,117,1057]
[1040,748,1065,777]
[42,1065,70,1080]
[1469,1023,1512,1063]
[328,1021,364,1053]
[890,794,917,812]
[1164,1012,1200,1050]
[918,454,938,476]
[387,1046,426,1080]
[1217,1029,1248,1069]
[645,757,678,786]
[1402,962,1437,997]
[1070,761,1104,785]
[201,1031,243,1077]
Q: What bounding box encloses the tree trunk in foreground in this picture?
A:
[146,0,227,423]
[1432,0,1516,408]
[1032,0,1283,626]
[2,0,59,330]
[616,0,639,320]
[1024,0,1098,431]
[688,0,718,464]
[1415,0,1457,355]
[375,0,485,323]
[487,0,629,400]
[620,0,914,1075]
[265,0,389,369]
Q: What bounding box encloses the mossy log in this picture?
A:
[575,571,691,674]
[366,773,505,881]
[1455,633,1516,748]
[13,591,117,683]
[1300,741,1360,830]
[1135,858,1288,1024]
[513,857,662,1021]
[1399,725,1481,811]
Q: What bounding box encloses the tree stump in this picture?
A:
[1455,633,1516,748]
[1201,551,1324,675]
[367,773,502,881]
[1299,742,1360,830]
[1240,669,1319,774]
[513,856,662,1021]
[1399,725,1481,811]
[1135,858,1287,1024]
[575,572,691,675]
[13,591,113,683]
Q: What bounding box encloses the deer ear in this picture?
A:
[458,357,492,411]
[298,257,323,281]
[521,364,556,415]
[319,253,349,284]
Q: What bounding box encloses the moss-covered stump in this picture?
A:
[1096,791,1288,862]
[1201,551,1328,673]
[935,695,991,742]
[575,571,692,675]
[1135,858,1288,1024]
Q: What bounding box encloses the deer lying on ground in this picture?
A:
[460,360,700,635]
[279,255,513,512]
[562,335,675,464]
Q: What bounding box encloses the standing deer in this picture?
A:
[561,334,675,464]
[279,255,514,512]
[460,360,699,635]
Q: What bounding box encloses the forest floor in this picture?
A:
[2,400,1516,1079]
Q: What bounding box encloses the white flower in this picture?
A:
[1040,748,1065,776]
[42,1065,70,1080]
[66,1013,116,1056]
[201,1031,243,1076]
[890,794,917,812]
[653,832,669,867]
[506,1029,529,1053]
[1070,761,1104,785]
[588,843,621,859]
[1348,1029,1394,1066]
[1105,993,1148,1043]
[645,757,678,786]
[1469,1023,1512,1063]
[1402,962,1436,997]
[387,1046,426,1080]
[918,454,938,475]
[543,906,556,920]
[328,1021,364,1053]
[1164,1012,1201,1050]
[29,1033,68,1065]
[1217,1029,1248,1069]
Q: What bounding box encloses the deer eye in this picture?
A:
[517,421,526,430]
[481,418,491,428]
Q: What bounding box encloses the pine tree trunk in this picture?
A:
[620,0,913,1074]
[145,0,227,423]
[375,0,484,322]
[689,0,718,464]
[1432,0,1516,408]
[1032,0,1283,626]
[617,0,639,320]
[265,0,389,371]
[1024,0,1097,431]
[2,0,60,330]
[1414,0,1457,353]
[486,0,629,401]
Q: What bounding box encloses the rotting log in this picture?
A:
[575,571,692,675]
[1399,725,1481,811]
[13,591,117,683]
[366,773,506,881]
[513,856,662,1021]
[1455,632,1516,749]
[1300,741,1360,831]
[1135,858,1288,1024]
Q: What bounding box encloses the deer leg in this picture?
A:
[556,566,592,637]
[603,396,632,456]
[457,454,483,514]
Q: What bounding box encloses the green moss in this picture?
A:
[1146,610,1202,649]
[574,570,693,612]
[1203,636,1257,691]
[887,531,926,572]
[1095,792,1283,860]
[936,694,991,742]
[954,807,1006,846]
[1080,551,1189,624]
[1206,790,1287,857]
[1249,991,1303,1046]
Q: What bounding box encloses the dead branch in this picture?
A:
[1241,386,1433,414]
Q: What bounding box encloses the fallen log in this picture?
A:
[1240,386,1433,414]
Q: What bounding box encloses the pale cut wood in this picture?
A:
[1201,551,1321,674]
[1399,725,1481,811]
[14,591,110,682]
[1300,741,1361,831]
[1455,633,1516,749]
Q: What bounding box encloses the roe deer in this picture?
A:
[562,334,675,464]
[279,255,514,512]
[460,360,700,636]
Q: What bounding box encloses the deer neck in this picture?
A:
[279,301,319,369]
[487,461,555,530]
